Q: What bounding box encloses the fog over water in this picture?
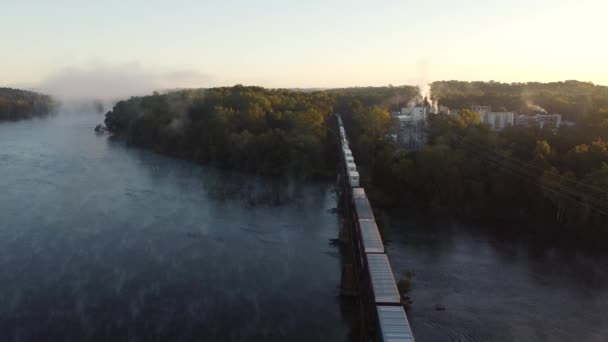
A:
[2,110,608,342]
[0,111,350,341]
[385,215,608,342]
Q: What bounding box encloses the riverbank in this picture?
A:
[103,86,339,180]
[0,87,55,121]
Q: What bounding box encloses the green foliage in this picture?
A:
[364,107,608,234]
[535,140,551,160]
[325,81,608,236]
[328,86,418,111]
[103,81,608,235]
[0,87,54,121]
[431,80,608,121]
[397,271,415,294]
[105,86,335,178]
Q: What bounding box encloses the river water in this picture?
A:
[3,111,608,342]
[385,215,608,342]
[0,111,351,341]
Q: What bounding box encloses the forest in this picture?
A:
[105,82,608,240]
[337,82,608,242]
[363,109,608,238]
[104,85,421,178]
[431,80,608,121]
[105,86,337,178]
[0,87,54,121]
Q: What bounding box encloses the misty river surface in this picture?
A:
[386,215,608,342]
[3,112,608,342]
[0,112,351,341]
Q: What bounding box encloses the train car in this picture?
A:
[340,135,348,145]
[348,170,360,187]
[343,148,353,158]
[376,306,415,342]
[366,254,401,305]
[342,155,415,341]
[353,193,374,221]
[351,193,384,253]
[346,161,357,173]
[352,187,366,198]
[358,219,384,254]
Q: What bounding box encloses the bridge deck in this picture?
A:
[336,114,416,342]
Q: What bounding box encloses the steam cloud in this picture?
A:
[526,101,547,113]
[409,59,437,111]
[27,62,215,101]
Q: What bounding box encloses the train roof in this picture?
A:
[367,254,401,304]
[376,306,415,342]
[352,188,366,198]
[359,219,384,253]
[353,196,374,220]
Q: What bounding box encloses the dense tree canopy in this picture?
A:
[327,85,419,110]
[0,88,54,121]
[431,80,608,121]
[366,108,608,242]
[105,86,337,178]
[104,82,608,242]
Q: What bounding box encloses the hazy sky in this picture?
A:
[2,0,607,96]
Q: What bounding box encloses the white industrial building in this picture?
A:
[398,106,427,122]
[515,113,563,129]
[393,106,428,151]
[471,105,491,115]
[536,114,562,129]
[472,105,514,130]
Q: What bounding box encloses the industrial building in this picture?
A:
[472,105,514,130]
[515,113,564,129]
[393,106,428,150]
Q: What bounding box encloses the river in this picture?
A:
[3,111,608,342]
[0,111,351,341]
[385,214,608,342]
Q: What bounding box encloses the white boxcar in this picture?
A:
[376,306,415,342]
[346,162,357,172]
[352,187,366,198]
[366,254,401,304]
[358,219,384,254]
[353,195,374,220]
[343,148,353,158]
[348,170,359,187]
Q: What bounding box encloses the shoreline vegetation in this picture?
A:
[0,87,55,121]
[104,81,608,243]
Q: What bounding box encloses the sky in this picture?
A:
[2,0,607,98]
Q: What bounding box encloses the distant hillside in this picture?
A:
[431,80,608,121]
[0,87,55,121]
[326,85,419,110]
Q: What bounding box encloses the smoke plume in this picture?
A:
[526,101,547,113]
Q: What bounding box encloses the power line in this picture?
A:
[456,138,608,217]
[462,136,608,195]
[459,139,608,209]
